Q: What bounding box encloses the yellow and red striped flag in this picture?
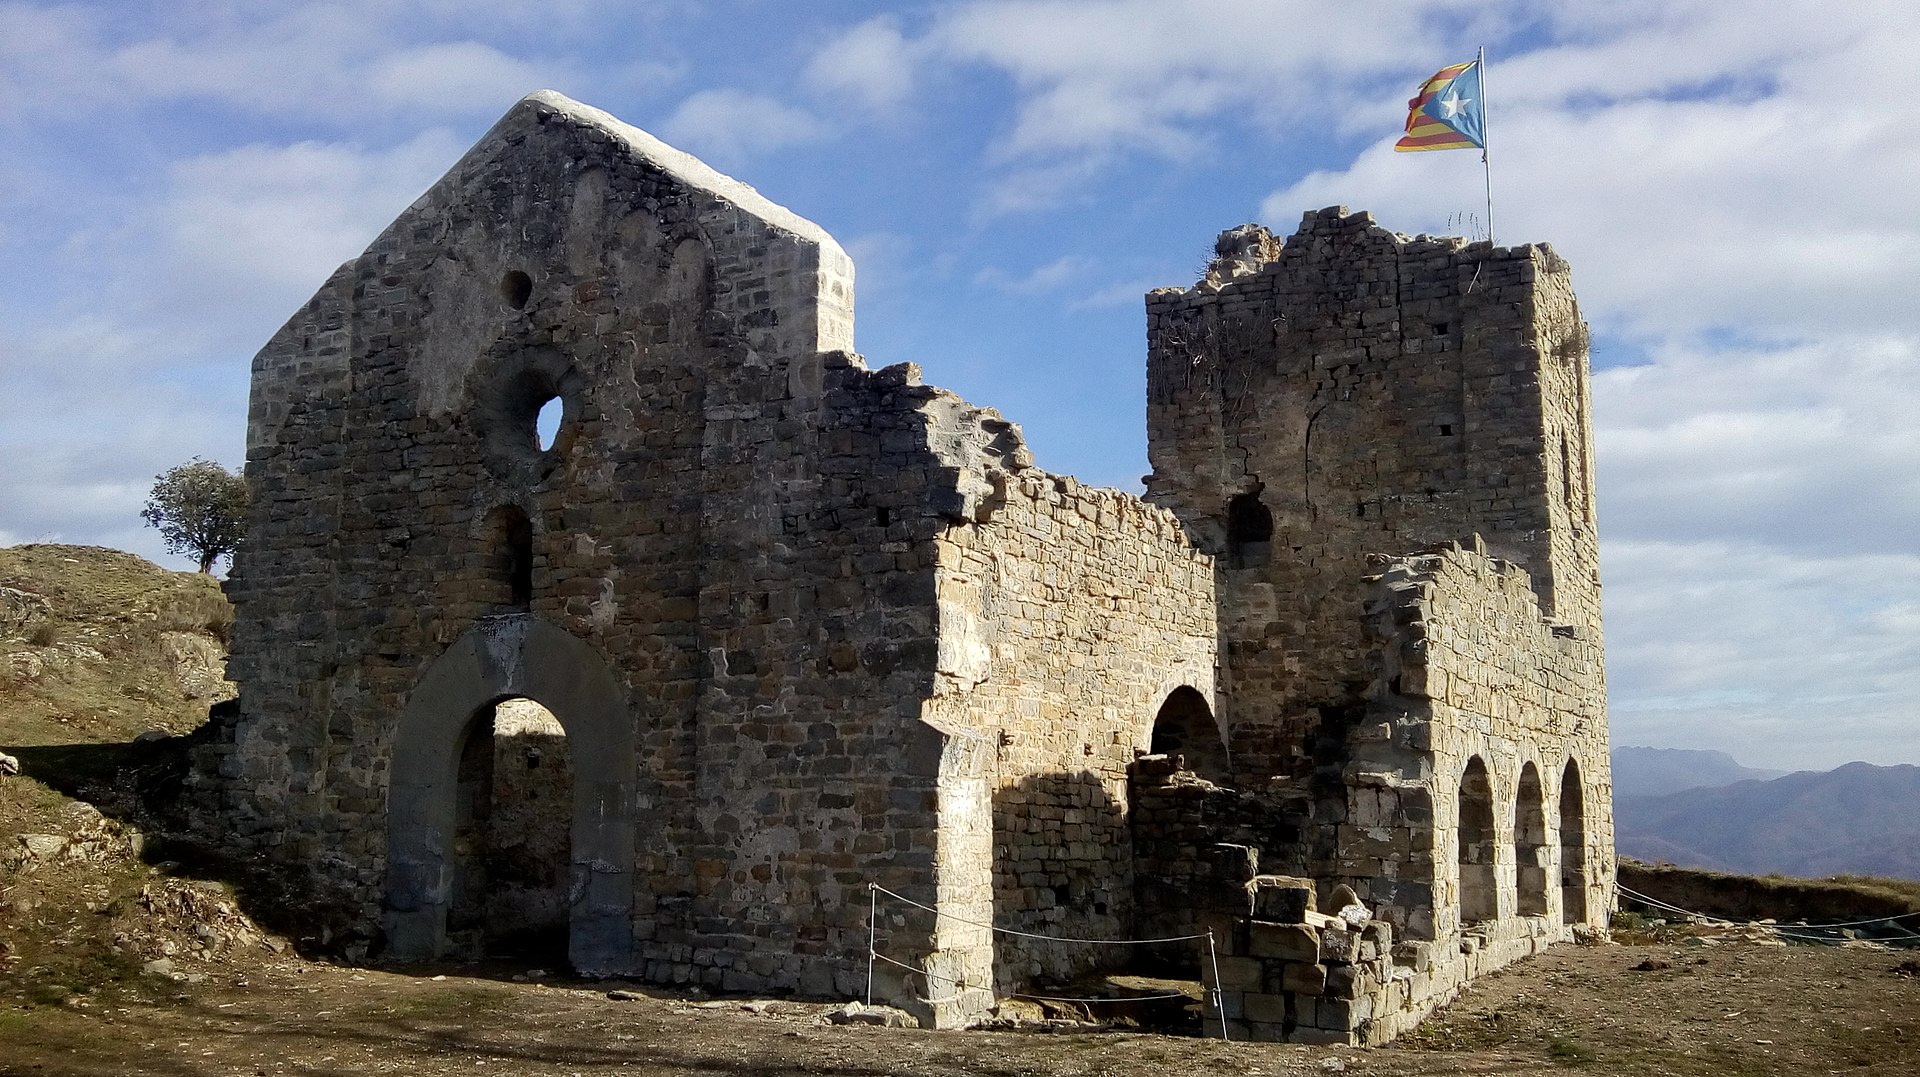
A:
[1395,60,1486,152]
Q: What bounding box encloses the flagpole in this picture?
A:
[1479,45,1494,246]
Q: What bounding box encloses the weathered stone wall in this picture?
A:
[1353,542,1613,942]
[1144,208,1600,783]
[920,465,1216,991]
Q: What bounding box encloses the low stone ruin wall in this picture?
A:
[1201,874,1559,1045]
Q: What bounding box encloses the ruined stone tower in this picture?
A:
[200,92,1612,1045]
[1140,209,1612,1009]
[1146,210,1602,785]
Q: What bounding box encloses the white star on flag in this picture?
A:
[1440,90,1470,118]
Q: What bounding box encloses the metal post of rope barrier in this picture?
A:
[1206,928,1229,1043]
[866,883,877,1006]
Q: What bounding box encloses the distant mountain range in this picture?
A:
[1610,746,1789,800]
[1610,747,1920,880]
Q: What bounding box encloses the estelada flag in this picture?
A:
[1395,60,1485,152]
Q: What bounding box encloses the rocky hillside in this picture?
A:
[0,544,234,745]
[1,544,285,1011]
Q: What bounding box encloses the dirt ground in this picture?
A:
[2,939,1915,1077]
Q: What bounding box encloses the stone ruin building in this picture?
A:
[191,90,1614,1044]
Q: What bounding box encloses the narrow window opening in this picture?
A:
[482,505,534,610]
[1430,321,1450,337]
[535,395,563,452]
[501,270,533,310]
[1439,424,1454,437]
[1560,436,1577,515]
[875,507,890,528]
[1226,491,1273,569]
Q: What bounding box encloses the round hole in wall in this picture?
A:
[501,270,533,310]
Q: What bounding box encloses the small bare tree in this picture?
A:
[140,458,249,573]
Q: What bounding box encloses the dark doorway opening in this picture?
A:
[447,697,574,964]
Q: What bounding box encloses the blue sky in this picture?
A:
[2,1,1915,770]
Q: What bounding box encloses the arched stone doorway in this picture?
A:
[1148,686,1230,785]
[385,615,635,974]
[1560,758,1589,924]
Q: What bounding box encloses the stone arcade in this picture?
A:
[192,91,1614,1043]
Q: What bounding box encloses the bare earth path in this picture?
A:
[3,941,1914,1077]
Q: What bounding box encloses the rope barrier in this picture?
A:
[1615,882,1920,941]
[1013,990,1198,1004]
[861,882,1228,1041]
[867,884,1211,944]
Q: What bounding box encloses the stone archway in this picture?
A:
[384,615,635,974]
[1148,685,1230,785]
[1514,763,1548,917]
[1560,758,1589,925]
[1457,756,1498,925]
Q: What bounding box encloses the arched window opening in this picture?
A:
[1226,491,1273,569]
[447,697,573,962]
[1560,759,1589,924]
[1458,757,1498,925]
[1515,763,1549,917]
[480,505,534,609]
[1148,686,1230,785]
[535,395,563,451]
[499,269,533,309]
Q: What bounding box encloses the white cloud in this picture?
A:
[152,130,467,307]
[1591,332,1920,768]
[659,89,827,170]
[1594,337,1920,557]
[925,1,1458,165]
[364,42,572,114]
[1070,277,1166,311]
[803,16,920,115]
[1602,539,1920,770]
[975,253,1098,292]
[0,1,661,126]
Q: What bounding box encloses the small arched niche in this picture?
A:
[1148,686,1230,785]
[1560,758,1589,924]
[1226,491,1273,569]
[1458,756,1498,925]
[1514,763,1549,917]
[478,505,534,610]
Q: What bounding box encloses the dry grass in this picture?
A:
[0,543,231,745]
